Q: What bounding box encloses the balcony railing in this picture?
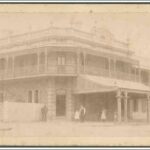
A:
[0,64,142,85]
[85,66,109,77]
[84,66,140,83]
[14,65,38,77]
[47,65,77,74]
[0,64,77,80]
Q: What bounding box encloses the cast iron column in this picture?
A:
[123,90,128,122]
[116,89,122,122]
[147,94,150,123]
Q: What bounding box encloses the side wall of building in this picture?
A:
[0,78,48,122]
[0,76,76,122]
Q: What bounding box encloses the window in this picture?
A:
[80,53,84,66]
[39,52,45,65]
[28,90,32,103]
[58,56,62,65]
[133,99,138,112]
[57,55,66,65]
[61,57,65,65]
[8,57,13,70]
[0,58,6,70]
[28,90,40,103]
[34,90,39,103]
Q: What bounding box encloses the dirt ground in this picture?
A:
[0,121,150,137]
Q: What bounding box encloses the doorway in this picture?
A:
[56,92,66,117]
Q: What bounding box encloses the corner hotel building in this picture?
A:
[0,27,149,123]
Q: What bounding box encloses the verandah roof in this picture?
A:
[74,75,150,94]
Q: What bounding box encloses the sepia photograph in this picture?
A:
[0,3,149,146]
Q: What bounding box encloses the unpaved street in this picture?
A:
[0,121,150,137]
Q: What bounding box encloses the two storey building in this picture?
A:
[0,27,149,122]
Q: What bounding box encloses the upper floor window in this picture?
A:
[141,70,149,85]
[39,52,45,65]
[57,55,66,65]
[80,53,84,66]
[0,58,6,70]
[8,57,13,70]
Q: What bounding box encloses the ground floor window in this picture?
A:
[28,90,32,103]
[34,90,39,103]
[56,90,66,117]
[28,90,40,103]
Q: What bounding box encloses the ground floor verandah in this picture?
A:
[73,91,149,122]
[73,75,150,123]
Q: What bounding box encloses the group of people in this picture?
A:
[41,104,118,122]
[74,106,118,122]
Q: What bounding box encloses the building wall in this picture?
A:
[3,101,44,122]
[1,78,48,104]
[0,76,76,122]
[129,98,147,121]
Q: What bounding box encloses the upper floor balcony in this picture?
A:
[0,49,146,86]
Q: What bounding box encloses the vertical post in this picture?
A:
[116,89,122,122]
[139,67,141,82]
[45,48,48,73]
[5,56,8,79]
[37,51,39,73]
[66,89,74,120]
[123,91,128,122]
[108,58,111,77]
[83,52,86,74]
[114,59,116,78]
[77,51,80,75]
[147,94,150,123]
[12,56,15,78]
[134,67,136,82]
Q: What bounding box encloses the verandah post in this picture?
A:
[123,90,128,122]
[116,89,122,123]
[147,93,150,123]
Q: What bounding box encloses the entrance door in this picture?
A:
[56,94,66,117]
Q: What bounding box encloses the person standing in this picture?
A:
[79,105,86,122]
[101,108,106,122]
[74,109,80,122]
[114,111,117,122]
[41,105,48,121]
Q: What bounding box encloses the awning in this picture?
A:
[74,75,150,94]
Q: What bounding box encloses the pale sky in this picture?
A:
[0,7,150,66]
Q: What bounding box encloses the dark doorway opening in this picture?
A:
[56,94,66,116]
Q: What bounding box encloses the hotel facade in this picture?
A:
[0,27,149,123]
